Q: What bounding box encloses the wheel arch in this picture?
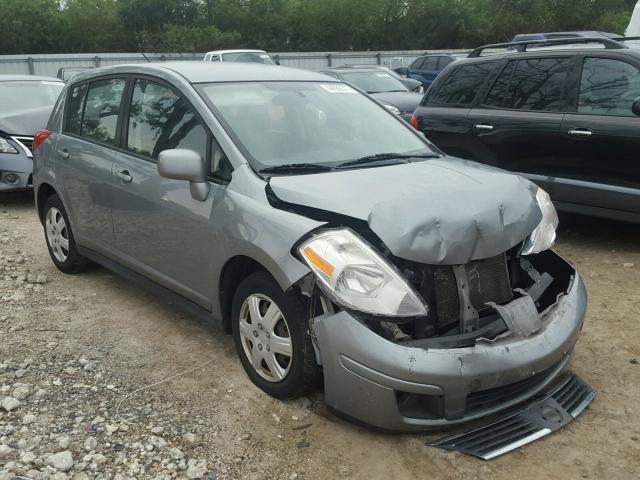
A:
[218,255,274,334]
[36,183,59,224]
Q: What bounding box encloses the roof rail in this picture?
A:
[618,36,640,42]
[468,37,626,58]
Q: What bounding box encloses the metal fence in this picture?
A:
[0,50,469,77]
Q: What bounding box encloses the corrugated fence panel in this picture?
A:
[0,50,469,77]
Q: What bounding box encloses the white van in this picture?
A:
[203,49,277,64]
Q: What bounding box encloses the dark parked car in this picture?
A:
[394,54,465,89]
[410,37,640,223]
[320,67,423,120]
[340,65,424,92]
[0,75,64,191]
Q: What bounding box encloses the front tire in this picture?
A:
[43,194,89,274]
[231,271,322,399]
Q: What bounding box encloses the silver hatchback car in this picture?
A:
[33,63,587,431]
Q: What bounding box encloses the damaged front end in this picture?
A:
[268,160,586,431]
[360,246,575,349]
[306,243,585,431]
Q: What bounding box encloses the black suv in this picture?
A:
[412,37,640,223]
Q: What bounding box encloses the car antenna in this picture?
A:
[140,49,151,63]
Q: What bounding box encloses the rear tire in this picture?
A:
[232,271,322,399]
[43,194,89,274]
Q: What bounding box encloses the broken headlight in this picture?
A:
[0,137,18,154]
[298,228,428,317]
[521,188,559,255]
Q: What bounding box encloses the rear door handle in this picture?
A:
[58,149,69,159]
[474,124,494,132]
[568,128,592,137]
[115,169,132,184]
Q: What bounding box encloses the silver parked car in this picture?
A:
[33,62,587,431]
[0,75,64,192]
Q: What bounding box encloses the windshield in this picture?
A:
[0,81,64,115]
[222,52,276,64]
[339,71,408,93]
[199,81,432,171]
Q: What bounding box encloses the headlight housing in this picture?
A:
[298,229,428,317]
[521,188,559,255]
[0,137,18,154]
[381,103,401,115]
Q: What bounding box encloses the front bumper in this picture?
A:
[313,270,587,431]
[0,150,33,192]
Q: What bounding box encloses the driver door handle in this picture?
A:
[568,128,592,137]
[58,149,69,159]
[474,124,494,132]
[115,169,132,184]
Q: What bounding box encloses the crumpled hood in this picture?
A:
[0,106,53,136]
[371,91,423,114]
[269,158,542,265]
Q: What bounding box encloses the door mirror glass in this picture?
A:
[632,97,640,116]
[158,149,210,201]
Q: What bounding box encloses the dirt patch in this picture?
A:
[1,191,639,479]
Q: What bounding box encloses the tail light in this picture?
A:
[33,129,52,151]
[409,114,419,130]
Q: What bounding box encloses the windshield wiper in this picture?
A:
[336,153,439,169]
[259,163,333,175]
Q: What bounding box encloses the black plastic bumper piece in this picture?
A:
[431,374,596,460]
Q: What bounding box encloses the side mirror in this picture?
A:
[158,149,210,201]
[632,96,640,116]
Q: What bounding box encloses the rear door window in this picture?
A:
[429,62,495,106]
[485,57,570,111]
[578,57,640,116]
[484,61,516,108]
[126,78,208,161]
[80,78,126,145]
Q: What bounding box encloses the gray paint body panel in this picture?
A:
[31,62,588,432]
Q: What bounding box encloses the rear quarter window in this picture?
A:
[64,83,88,135]
[80,78,126,145]
[428,62,495,106]
[578,57,640,116]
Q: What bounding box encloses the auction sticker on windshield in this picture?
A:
[320,84,357,93]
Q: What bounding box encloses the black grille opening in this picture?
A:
[14,137,34,154]
[466,362,559,415]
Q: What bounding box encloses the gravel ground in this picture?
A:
[1,190,639,480]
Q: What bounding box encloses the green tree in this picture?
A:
[0,0,63,54]
[59,0,130,52]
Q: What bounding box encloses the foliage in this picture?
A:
[0,0,636,54]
